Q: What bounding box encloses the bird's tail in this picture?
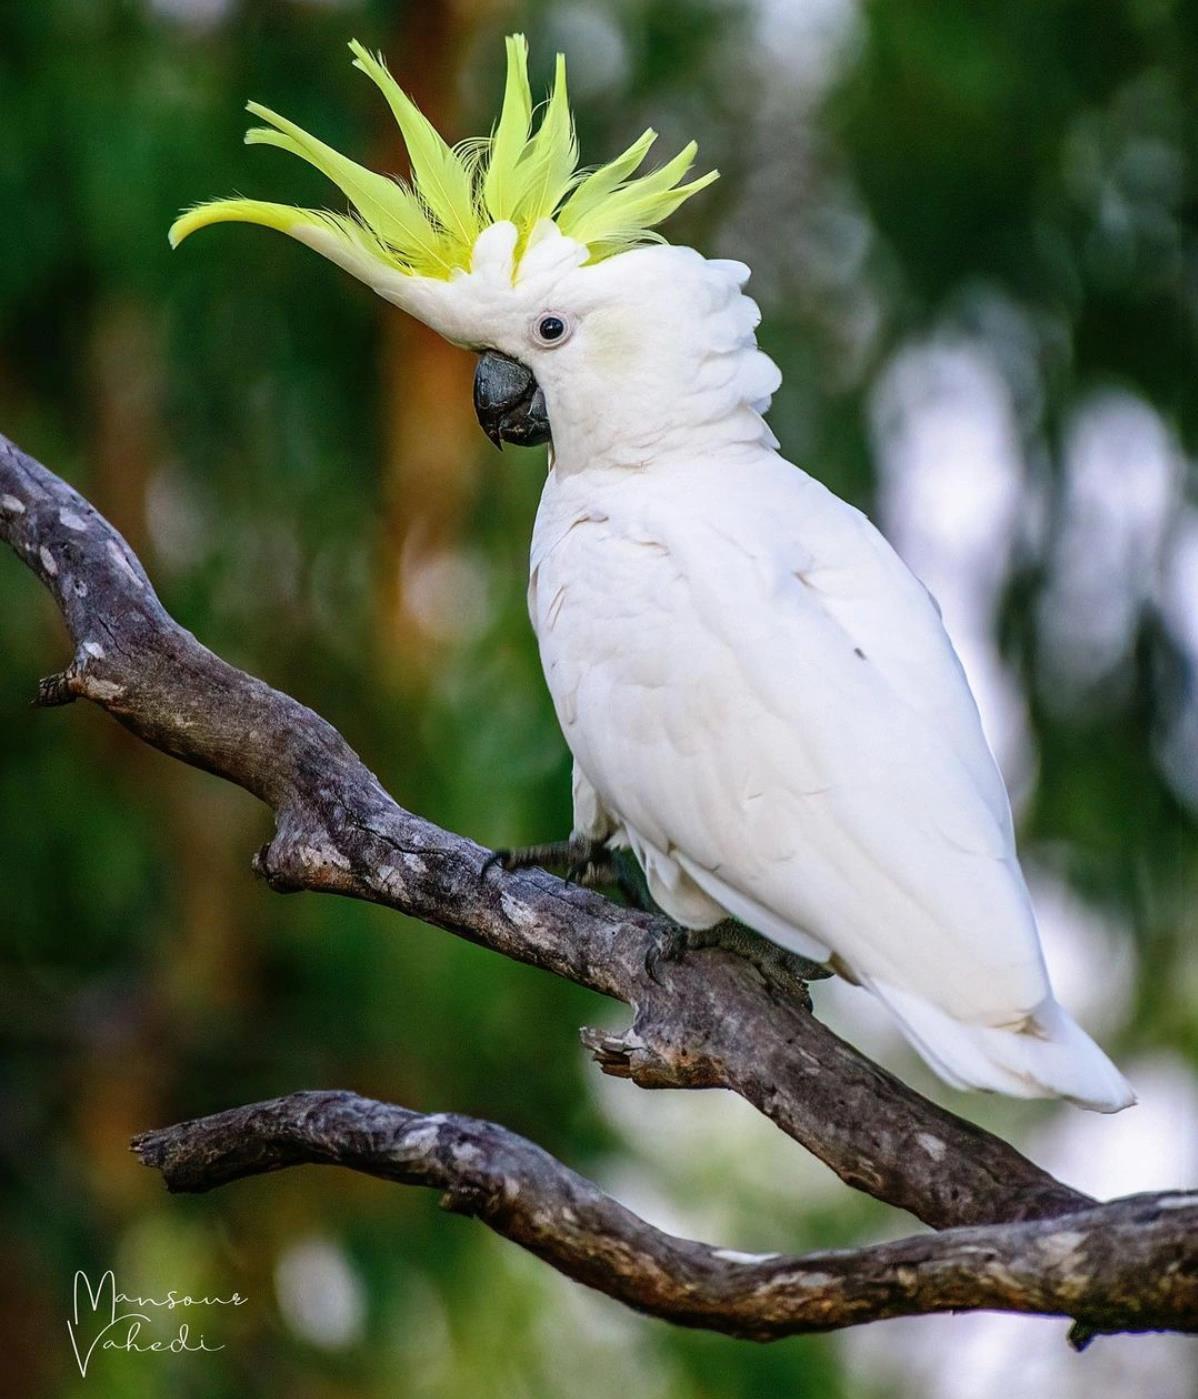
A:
[867,980,1136,1113]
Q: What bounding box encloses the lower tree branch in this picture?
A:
[4,429,1191,1340]
[131,1091,1198,1340]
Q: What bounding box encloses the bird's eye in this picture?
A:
[532,313,571,347]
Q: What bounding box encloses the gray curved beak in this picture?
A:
[473,350,552,450]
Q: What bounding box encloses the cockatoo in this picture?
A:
[172,36,1134,1112]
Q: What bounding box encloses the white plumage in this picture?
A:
[173,38,1134,1111]
[292,213,1133,1112]
[518,243,1134,1113]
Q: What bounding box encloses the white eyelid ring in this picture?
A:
[530,312,573,348]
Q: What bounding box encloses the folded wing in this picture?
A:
[532,458,1133,1109]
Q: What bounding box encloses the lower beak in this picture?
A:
[473,350,552,450]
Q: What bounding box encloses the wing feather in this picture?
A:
[530,456,1049,1025]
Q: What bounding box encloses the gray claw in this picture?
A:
[644,925,690,984]
[481,849,512,878]
[645,920,828,1006]
[482,836,630,894]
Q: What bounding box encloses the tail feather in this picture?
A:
[868,980,1136,1113]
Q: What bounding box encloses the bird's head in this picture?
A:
[171,36,779,469]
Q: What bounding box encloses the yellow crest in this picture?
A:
[170,35,718,281]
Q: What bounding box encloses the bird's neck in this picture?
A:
[549,387,780,475]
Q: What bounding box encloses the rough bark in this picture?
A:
[131,1091,1198,1340]
[4,430,1192,1341]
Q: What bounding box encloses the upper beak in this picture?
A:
[473,350,552,450]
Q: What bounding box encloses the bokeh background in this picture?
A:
[2,0,1197,1395]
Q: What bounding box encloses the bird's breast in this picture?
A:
[529,486,679,739]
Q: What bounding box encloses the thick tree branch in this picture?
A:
[8,429,1194,1339]
[0,433,1102,1225]
[131,1090,1198,1340]
[0,430,1100,1234]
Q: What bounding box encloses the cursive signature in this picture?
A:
[67,1269,245,1378]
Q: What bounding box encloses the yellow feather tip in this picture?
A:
[170,198,308,249]
[171,35,717,277]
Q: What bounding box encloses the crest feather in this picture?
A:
[483,34,533,222]
[169,34,717,280]
[347,41,478,259]
[561,141,719,259]
[243,102,453,273]
[168,199,401,277]
[556,128,657,237]
[509,54,580,236]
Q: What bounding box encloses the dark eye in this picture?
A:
[532,313,571,347]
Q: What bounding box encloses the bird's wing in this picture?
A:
[531,458,1049,1025]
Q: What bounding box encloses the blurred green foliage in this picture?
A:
[1,1,1195,1396]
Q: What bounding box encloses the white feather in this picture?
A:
[529,456,1133,1111]
[518,244,1133,1112]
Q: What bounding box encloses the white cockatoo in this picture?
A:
[173,37,1134,1112]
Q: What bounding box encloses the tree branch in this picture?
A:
[7,428,1192,1340]
[0,431,1092,1230]
[131,1090,1198,1340]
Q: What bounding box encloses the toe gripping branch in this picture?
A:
[482,837,825,1010]
[484,835,646,904]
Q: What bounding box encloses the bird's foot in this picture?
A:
[483,835,623,889]
[646,920,830,1007]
